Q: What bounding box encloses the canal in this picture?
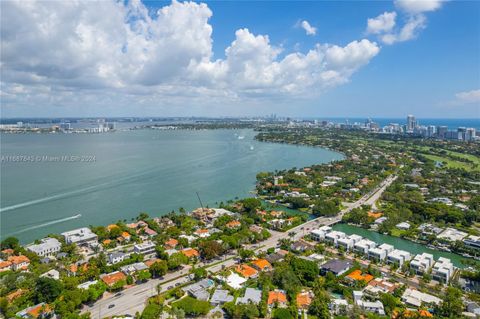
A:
[332,223,472,268]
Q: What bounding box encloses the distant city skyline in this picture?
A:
[1,0,479,118]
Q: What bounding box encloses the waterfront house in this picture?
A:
[237,288,262,305]
[387,249,412,267]
[120,232,131,242]
[410,253,434,275]
[268,290,287,308]
[337,234,363,251]
[396,222,411,230]
[325,231,346,245]
[61,227,98,246]
[310,226,332,242]
[438,227,468,242]
[100,271,127,287]
[320,259,352,276]
[354,239,377,255]
[368,244,394,262]
[26,238,61,257]
[464,235,480,250]
[432,257,454,283]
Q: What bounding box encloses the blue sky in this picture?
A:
[1,0,479,118]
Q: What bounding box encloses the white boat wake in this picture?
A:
[10,214,82,235]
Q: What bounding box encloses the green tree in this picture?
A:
[149,260,168,278]
[168,252,188,270]
[439,287,463,318]
[137,270,152,282]
[199,240,224,260]
[35,277,63,303]
[1,237,19,250]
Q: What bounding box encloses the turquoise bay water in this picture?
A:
[1,129,343,243]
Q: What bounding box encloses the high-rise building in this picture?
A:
[436,126,448,139]
[406,115,417,133]
[466,128,476,141]
[458,127,467,140]
[427,125,436,137]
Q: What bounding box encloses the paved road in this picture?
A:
[83,175,396,318]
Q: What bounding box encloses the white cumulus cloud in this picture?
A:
[394,0,444,14]
[300,20,317,36]
[455,89,480,104]
[0,0,380,114]
[367,12,397,34]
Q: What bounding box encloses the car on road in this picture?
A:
[108,304,115,309]
[167,285,174,290]
[114,293,122,297]
[175,282,181,287]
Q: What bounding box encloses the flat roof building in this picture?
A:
[26,238,61,257]
[368,244,394,262]
[387,249,411,267]
[61,228,98,246]
[432,257,454,284]
[325,231,346,245]
[354,239,376,255]
[438,228,468,242]
[410,253,434,275]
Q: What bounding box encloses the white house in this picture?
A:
[61,227,98,246]
[133,241,156,257]
[337,234,362,251]
[368,244,394,262]
[354,239,376,255]
[410,253,434,275]
[325,231,346,245]
[396,222,411,230]
[402,288,442,307]
[26,238,61,257]
[310,226,331,242]
[108,252,127,264]
[432,257,454,284]
[387,249,411,267]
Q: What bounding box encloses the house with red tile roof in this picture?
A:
[0,260,12,272]
[121,231,131,242]
[181,248,200,258]
[296,290,313,310]
[165,238,179,249]
[100,271,127,287]
[8,255,30,271]
[1,248,15,256]
[268,290,287,307]
[16,303,53,318]
[251,259,273,272]
[236,264,258,279]
[194,229,210,238]
[346,270,374,284]
[226,220,241,229]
